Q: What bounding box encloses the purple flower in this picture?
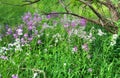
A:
[46,15,51,19]
[72,46,78,52]
[80,19,87,26]
[21,38,25,43]
[67,30,72,35]
[18,24,23,29]
[71,21,76,27]
[34,13,39,17]
[16,28,23,35]
[13,34,18,39]
[34,30,38,35]
[28,26,33,30]
[64,23,69,28]
[28,37,33,41]
[24,33,28,38]
[33,13,42,22]
[5,24,9,30]
[82,43,89,51]
[0,56,8,60]
[22,12,31,22]
[6,28,12,35]
[27,20,34,26]
[12,74,18,78]
[33,17,42,22]
[37,40,41,44]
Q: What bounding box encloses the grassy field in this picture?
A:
[0,1,120,78]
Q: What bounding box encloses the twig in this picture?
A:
[79,0,103,20]
[44,12,100,25]
[1,0,40,6]
[44,12,118,33]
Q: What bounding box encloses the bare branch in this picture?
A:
[44,12,118,33]
[44,12,100,25]
[98,0,120,21]
[79,0,103,20]
[1,0,40,6]
[21,0,40,6]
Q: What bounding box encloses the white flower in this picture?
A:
[8,43,14,47]
[74,29,78,35]
[0,48,3,53]
[16,28,23,35]
[112,34,118,40]
[15,38,20,42]
[72,46,78,53]
[63,63,66,66]
[37,35,40,38]
[88,68,92,72]
[44,49,47,52]
[110,34,118,46]
[110,39,117,46]
[98,29,106,36]
[33,73,38,78]
[15,44,22,51]
[55,38,58,43]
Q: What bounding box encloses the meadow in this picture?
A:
[0,0,120,78]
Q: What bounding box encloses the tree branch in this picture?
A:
[1,0,40,6]
[44,12,100,25]
[79,0,103,20]
[44,12,118,34]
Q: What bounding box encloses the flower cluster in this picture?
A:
[110,34,118,46]
[0,12,43,55]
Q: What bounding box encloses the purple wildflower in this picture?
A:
[72,46,78,52]
[64,23,69,28]
[28,37,33,41]
[13,34,18,39]
[67,30,72,35]
[16,28,23,36]
[24,33,28,38]
[22,12,31,22]
[12,74,18,78]
[34,30,38,35]
[80,19,87,26]
[5,24,9,30]
[27,20,34,26]
[6,28,12,35]
[46,15,51,19]
[37,40,42,44]
[71,21,76,27]
[33,13,42,22]
[82,43,89,51]
[0,56,8,60]
[18,24,23,29]
[28,25,33,30]
[21,38,25,43]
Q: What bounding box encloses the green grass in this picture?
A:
[0,23,120,78]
